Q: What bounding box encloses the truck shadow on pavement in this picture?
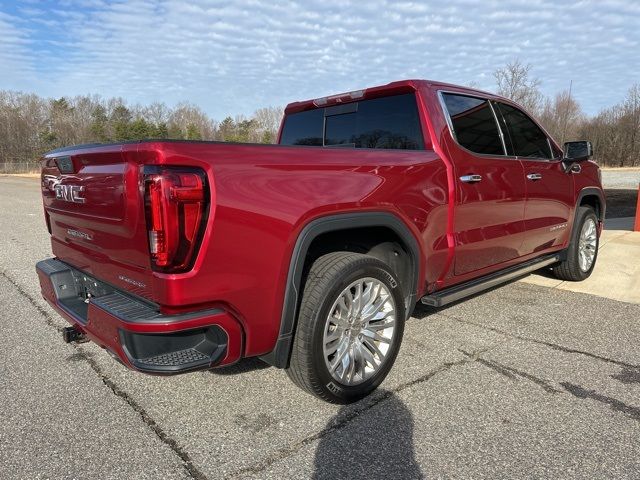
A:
[209,357,271,375]
[312,392,424,480]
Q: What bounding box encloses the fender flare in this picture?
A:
[574,187,606,224]
[565,187,606,254]
[260,212,421,368]
[577,187,606,218]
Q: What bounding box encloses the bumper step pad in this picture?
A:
[138,348,210,367]
[37,258,230,374]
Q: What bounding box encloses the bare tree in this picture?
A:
[168,102,218,140]
[494,60,543,114]
[144,101,170,125]
[253,106,283,143]
[578,83,640,167]
[539,90,584,144]
[622,84,640,166]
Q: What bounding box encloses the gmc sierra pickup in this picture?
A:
[36,80,605,403]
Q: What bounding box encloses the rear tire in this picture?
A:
[553,206,599,281]
[286,252,405,403]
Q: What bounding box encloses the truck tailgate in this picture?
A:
[41,145,153,298]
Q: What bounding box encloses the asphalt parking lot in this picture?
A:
[1,176,639,479]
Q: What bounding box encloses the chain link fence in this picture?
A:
[0,162,40,174]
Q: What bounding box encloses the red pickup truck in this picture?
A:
[36,80,604,403]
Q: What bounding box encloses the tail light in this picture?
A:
[143,166,209,272]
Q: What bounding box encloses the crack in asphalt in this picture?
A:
[561,382,640,422]
[227,343,505,479]
[75,348,210,480]
[6,265,639,479]
[459,348,640,425]
[441,312,640,370]
[0,269,209,480]
[451,320,640,426]
[458,349,562,394]
[612,367,640,385]
[0,270,65,333]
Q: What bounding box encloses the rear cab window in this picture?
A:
[440,93,505,156]
[280,93,424,150]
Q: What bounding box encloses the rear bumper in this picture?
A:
[36,258,243,373]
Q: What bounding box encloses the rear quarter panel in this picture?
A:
[148,142,448,356]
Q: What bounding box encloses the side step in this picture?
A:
[421,253,561,308]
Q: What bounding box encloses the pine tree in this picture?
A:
[167,124,184,139]
[186,123,202,140]
[111,105,132,141]
[129,118,150,140]
[154,122,169,138]
[90,105,109,142]
[218,116,235,141]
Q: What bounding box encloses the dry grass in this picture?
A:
[0,173,40,178]
[600,166,640,171]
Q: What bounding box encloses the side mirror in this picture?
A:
[563,141,593,162]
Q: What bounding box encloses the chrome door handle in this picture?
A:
[527,173,543,181]
[460,174,482,183]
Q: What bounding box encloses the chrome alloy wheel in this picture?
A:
[578,218,597,272]
[322,277,396,386]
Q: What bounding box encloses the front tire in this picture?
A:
[553,206,599,281]
[286,252,405,403]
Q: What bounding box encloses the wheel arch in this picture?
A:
[563,187,605,254]
[260,212,421,368]
[576,187,606,223]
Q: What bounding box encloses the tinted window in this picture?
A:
[496,103,553,159]
[442,93,504,155]
[280,93,424,150]
[279,108,323,146]
[325,94,423,149]
[324,104,357,147]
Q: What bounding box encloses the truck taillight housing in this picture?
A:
[143,166,209,272]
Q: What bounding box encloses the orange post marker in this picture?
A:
[635,183,640,232]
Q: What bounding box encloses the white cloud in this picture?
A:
[0,11,37,90]
[1,0,639,116]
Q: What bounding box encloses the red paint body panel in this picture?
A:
[37,79,604,370]
[43,141,449,358]
[36,266,243,368]
[520,159,574,253]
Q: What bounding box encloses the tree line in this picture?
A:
[0,92,283,171]
[493,60,640,168]
[0,60,638,172]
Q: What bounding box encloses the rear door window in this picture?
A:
[495,103,553,159]
[441,93,505,156]
[280,93,424,150]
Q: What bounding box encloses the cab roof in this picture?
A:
[283,79,504,114]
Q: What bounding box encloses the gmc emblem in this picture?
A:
[55,184,85,204]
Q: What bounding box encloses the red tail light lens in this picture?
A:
[144,166,209,272]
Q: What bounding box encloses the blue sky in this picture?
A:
[1,0,638,119]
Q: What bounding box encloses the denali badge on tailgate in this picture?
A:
[66,229,92,241]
